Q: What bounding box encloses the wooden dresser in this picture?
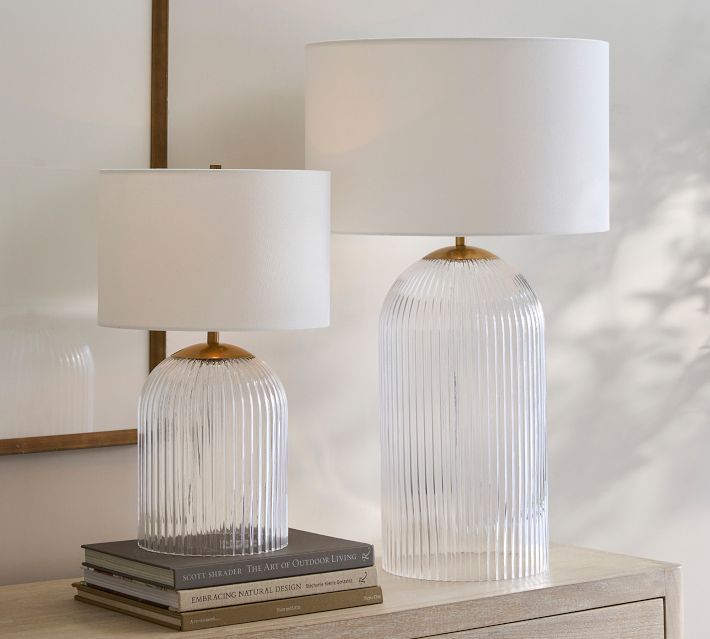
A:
[0,545,681,638]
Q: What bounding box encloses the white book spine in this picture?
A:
[178,567,377,611]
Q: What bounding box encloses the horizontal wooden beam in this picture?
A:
[0,429,137,456]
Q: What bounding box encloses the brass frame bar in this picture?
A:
[148,0,169,373]
[150,0,169,170]
[0,430,138,456]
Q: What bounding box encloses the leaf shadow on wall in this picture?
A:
[524,104,710,550]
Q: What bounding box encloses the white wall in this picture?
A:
[168,1,710,636]
[1,1,708,638]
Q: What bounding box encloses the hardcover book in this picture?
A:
[82,529,374,589]
[83,565,378,611]
[73,582,384,631]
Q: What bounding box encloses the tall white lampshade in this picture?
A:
[307,38,608,235]
[99,169,330,556]
[306,38,609,581]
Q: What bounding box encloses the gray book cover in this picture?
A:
[82,529,374,590]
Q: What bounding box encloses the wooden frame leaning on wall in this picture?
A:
[0,0,169,455]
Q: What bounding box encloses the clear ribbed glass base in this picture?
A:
[138,355,287,556]
[380,255,548,581]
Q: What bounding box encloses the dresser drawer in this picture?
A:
[438,599,664,639]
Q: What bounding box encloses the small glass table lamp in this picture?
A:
[98,169,330,556]
[306,38,609,581]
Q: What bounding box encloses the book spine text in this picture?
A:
[181,586,383,630]
[174,543,374,589]
[178,566,377,611]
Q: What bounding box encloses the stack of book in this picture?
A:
[73,529,381,631]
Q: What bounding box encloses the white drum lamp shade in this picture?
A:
[306,38,608,235]
[305,38,609,581]
[99,169,330,331]
[98,169,330,557]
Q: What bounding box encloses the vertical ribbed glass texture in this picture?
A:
[380,257,548,580]
[138,356,287,556]
[0,326,94,438]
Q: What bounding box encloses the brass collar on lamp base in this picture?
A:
[424,236,498,261]
[172,332,254,360]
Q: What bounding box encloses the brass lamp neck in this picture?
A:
[172,331,254,360]
[423,236,498,261]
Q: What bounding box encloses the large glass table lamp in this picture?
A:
[306,38,609,580]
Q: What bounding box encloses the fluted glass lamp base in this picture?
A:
[379,240,548,581]
[138,336,287,556]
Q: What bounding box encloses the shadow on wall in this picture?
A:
[532,77,710,546]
